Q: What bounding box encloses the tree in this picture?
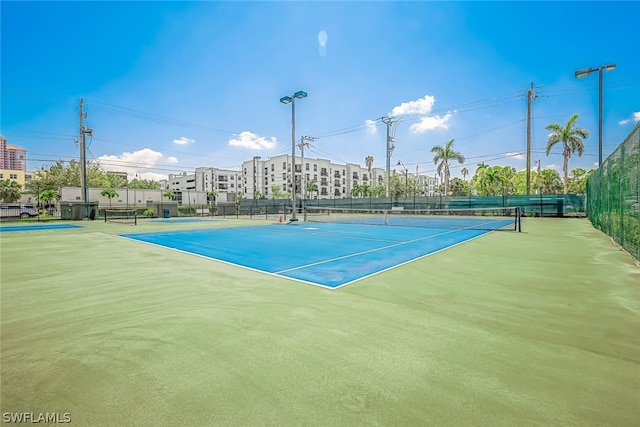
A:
[38,189,60,208]
[537,169,563,194]
[100,188,119,207]
[389,172,405,198]
[370,183,386,198]
[306,179,318,199]
[163,190,176,201]
[431,139,465,196]
[449,178,472,196]
[128,177,161,189]
[365,155,374,180]
[567,168,593,194]
[461,167,469,181]
[0,179,22,203]
[270,184,284,199]
[545,113,589,194]
[478,166,511,196]
[471,163,488,195]
[207,190,218,205]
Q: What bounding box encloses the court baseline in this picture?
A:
[121,223,492,289]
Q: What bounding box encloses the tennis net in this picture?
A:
[104,209,137,225]
[304,206,521,231]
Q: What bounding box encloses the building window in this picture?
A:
[283,162,287,170]
[314,164,317,172]
[282,173,287,180]
[0,173,3,178]
[271,164,274,171]
[10,174,17,179]
[305,163,309,171]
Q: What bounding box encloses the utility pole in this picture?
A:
[298,135,317,203]
[78,99,93,219]
[526,82,537,195]
[381,117,396,199]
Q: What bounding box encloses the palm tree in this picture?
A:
[39,189,60,213]
[307,179,318,199]
[545,113,589,194]
[461,167,469,181]
[431,138,465,196]
[100,188,119,207]
[0,179,22,203]
[365,155,374,180]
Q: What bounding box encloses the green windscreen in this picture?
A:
[587,123,640,261]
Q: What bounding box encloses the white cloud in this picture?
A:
[619,111,640,125]
[166,156,178,164]
[389,95,436,116]
[507,152,524,160]
[229,131,276,150]
[546,164,558,170]
[409,113,452,133]
[96,148,165,180]
[173,136,194,145]
[365,119,377,134]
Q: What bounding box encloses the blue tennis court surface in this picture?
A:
[0,223,83,233]
[149,218,214,224]
[121,222,500,289]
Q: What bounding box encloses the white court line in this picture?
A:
[274,227,464,274]
[329,230,491,290]
[118,235,339,291]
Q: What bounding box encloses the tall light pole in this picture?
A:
[575,64,616,166]
[280,90,307,221]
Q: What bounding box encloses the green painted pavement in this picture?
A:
[1,218,638,425]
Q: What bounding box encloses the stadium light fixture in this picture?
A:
[280,90,308,221]
[574,64,616,165]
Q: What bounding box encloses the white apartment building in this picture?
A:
[194,167,242,202]
[162,168,241,203]
[240,154,387,200]
[160,155,437,201]
[420,175,439,197]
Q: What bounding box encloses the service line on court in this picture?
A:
[273,227,465,274]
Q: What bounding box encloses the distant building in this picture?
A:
[0,136,27,171]
[194,167,242,202]
[0,136,29,187]
[106,171,128,182]
[240,154,386,200]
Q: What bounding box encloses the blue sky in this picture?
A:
[2,1,639,181]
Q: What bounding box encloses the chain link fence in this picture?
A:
[587,122,640,261]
